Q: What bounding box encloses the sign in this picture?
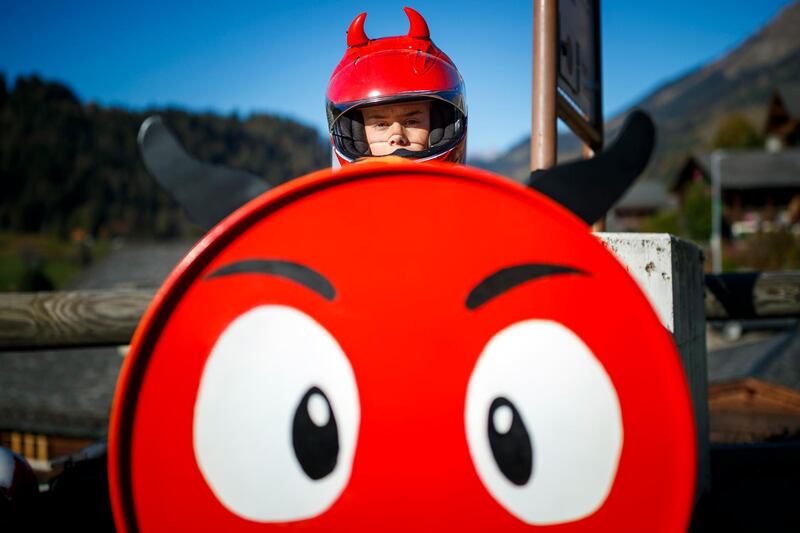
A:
[557,0,603,149]
[109,163,694,532]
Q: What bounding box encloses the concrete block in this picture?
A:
[597,232,710,501]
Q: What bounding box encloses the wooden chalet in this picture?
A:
[672,150,800,235]
[708,378,800,443]
[671,153,711,202]
[0,347,124,472]
[707,323,800,443]
[0,241,191,474]
[671,87,800,236]
[765,86,800,152]
[673,150,800,205]
[608,179,675,231]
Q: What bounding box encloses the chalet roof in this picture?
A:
[716,149,800,190]
[0,241,194,438]
[669,154,710,193]
[0,347,122,438]
[707,377,800,443]
[614,179,675,211]
[707,323,800,390]
[672,150,800,192]
[695,154,711,174]
[774,85,800,119]
[709,377,800,409]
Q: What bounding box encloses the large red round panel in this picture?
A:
[109,162,695,532]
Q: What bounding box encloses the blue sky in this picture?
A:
[0,0,795,157]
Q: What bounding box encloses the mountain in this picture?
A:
[0,75,329,239]
[484,1,800,183]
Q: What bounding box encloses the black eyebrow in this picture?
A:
[205,259,335,300]
[466,264,586,310]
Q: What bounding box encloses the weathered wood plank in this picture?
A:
[0,271,797,350]
[0,290,155,350]
[705,271,800,320]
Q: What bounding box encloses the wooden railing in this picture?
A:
[0,290,154,350]
[705,271,800,320]
[0,272,798,350]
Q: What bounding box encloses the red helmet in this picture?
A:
[326,7,467,165]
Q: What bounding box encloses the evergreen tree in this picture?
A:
[712,114,762,150]
[0,75,329,239]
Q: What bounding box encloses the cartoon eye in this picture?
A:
[464,320,623,525]
[487,397,533,486]
[292,386,339,480]
[193,305,359,522]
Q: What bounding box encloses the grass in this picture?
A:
[0,232,110,291]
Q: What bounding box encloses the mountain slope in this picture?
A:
[486,1,800,182]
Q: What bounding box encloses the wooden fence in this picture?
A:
[0,289,153,350]
[0,272,797,351]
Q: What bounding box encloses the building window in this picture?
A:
[23,433,35,459]
[10,432,22,454]
[4,431,49,463]
[36,434,49,462]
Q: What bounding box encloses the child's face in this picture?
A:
[362,101,431,156]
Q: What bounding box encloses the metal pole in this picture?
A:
[710,150,723,273]
[531,0,558,171]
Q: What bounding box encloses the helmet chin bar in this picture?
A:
[389,148,425,158]
[380,145,450,160]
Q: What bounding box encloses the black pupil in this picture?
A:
[487,397,533,486]
[292,386,339,480]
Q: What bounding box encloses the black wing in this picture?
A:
[527,110,656,224]
[138,115,270,230]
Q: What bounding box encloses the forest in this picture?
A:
[0,74,329,239]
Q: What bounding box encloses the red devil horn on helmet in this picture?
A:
[404,6,430,39]
[347,12,369,47]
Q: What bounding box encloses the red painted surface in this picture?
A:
[328,8,460,105]
[109,162,695,531]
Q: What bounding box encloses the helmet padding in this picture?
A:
[332,100,464,161]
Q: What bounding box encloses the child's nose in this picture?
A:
[388,121,409,145]
[388,121,404,134]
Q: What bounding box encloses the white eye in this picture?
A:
[193,305,359,522]
[465,320,622,525]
